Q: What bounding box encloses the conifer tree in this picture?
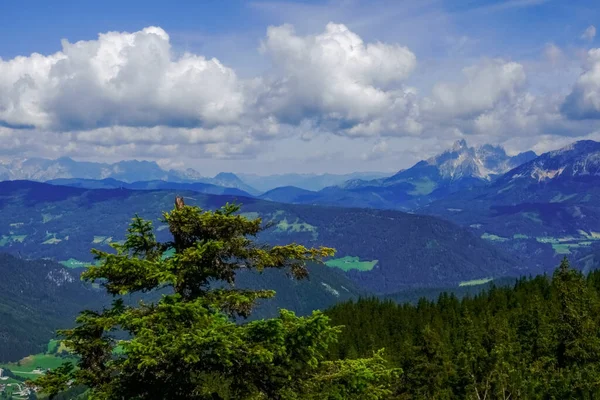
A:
[34,201,399,399]
[549,257,600,397]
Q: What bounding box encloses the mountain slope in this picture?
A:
[371,140,536,186]
[0,253,105,362]
[0,251,364,362]
[239,172,391,192]
[253,141,537,211]
[47,178,253,197]
[420,140,600,273]
[259,186,319,203]
[0,180,517,292]
[335,140,537,209]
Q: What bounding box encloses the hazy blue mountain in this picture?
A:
[0,180,517,293]
[238,171,391,192]
[342,139,537,194]
[259,186,320,203]
[496,139,600,185]
[47,178,253,197]
[0,156,260,194]
[0,157,168,182]
[208,172,259,195]
[419,140,600,272]
[253,140,537,210]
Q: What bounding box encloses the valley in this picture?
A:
[1,138,600,397]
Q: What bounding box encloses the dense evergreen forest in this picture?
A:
[326,258,600,399]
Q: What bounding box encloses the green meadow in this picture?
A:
[325,256,378,272]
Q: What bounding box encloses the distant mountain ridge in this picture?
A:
[0,156,258,194]
[255,140,538,210]
[0,180,517,293]
[500,140,600,184]
[345,139,537,188]
[239,172,391,192]
[46,178,254,197]
[419,139,600,273]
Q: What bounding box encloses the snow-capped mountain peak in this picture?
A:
[426,140,534,181]
[508,140,600,183]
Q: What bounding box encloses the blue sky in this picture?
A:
[1,0,600,174]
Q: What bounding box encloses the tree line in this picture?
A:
[326,258,600,399]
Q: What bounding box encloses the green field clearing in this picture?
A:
[551,242,592,255]
[522,212,542,224]
[0,235,27,246]
[325,256,378,272]
[161,247,176,260]
[0,353,77,380]
[497,184,515,194]
[579,230,600,239]
[267,210,285,222]
[42,213,62,223]
[551,244,572,254]
[42,237,62,245]
[407,178,437,196]
[240,211,260,220]
[59,258,89,268]
[459,278,493,287]
[481,233,509,242]
[92,235,113,244]
[275,218,318,239]
[47,339,59,354]
[535,232,600,255]
[550,193,577,203]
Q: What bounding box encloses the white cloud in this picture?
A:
[562,48,600,119]
[544,43,563,65]
[1,22,600,173]
[257,22,418,134]
[426,59,526,118]
[0,27,245,131]
[360,139,388,161]
[581,25,596,41]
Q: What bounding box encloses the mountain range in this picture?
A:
[3,138,600,363]
[0,157,258,194]
[419,140,600,272]
[258,140,538,210]
[0,140,537,205]
[0,180,516,292]
[5,139,599,278]
[238,172,391,192]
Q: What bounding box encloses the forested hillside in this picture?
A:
[0,180,517,291]
[0,254,104,361]
[326,258,600,398]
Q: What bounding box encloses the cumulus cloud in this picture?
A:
[544,43,563,65]
[562,48,600,119]
[425,59,526,118]
[0,23,424,146]
[257,22,419,135]
[360,139,388,161]
[0,27,245,131]
[581,25,596,41]
[1,23,599,171]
